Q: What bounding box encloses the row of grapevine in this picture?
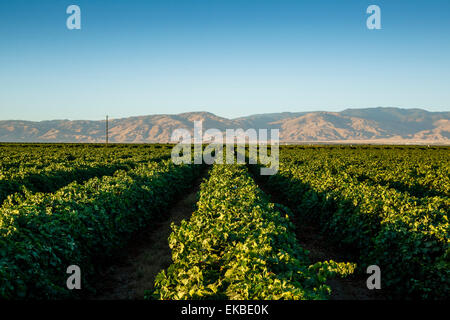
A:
[150,164,355,300]
[0,143,172,170]
[0,162,133,205]
[257,146,449,299]
[0,160,203,299]
[280,146,449,198]
[0,144,173,204]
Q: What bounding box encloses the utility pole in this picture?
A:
[106,115,109,145]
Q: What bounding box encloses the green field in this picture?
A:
[0,144,448,300]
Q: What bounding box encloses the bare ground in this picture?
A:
[90,174,205,300]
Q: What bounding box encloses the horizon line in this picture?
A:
[1,106,448,122]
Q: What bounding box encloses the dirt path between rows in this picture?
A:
[90,172,206,300]
[293,223,385,300]
[253,175,386,300]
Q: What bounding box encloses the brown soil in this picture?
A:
[90,173,205,300]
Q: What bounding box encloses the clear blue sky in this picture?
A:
[0,0,449,121]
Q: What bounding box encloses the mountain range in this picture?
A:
[0,107,448,144]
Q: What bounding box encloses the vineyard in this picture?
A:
[262,145,449,299]
[0,143,448,300]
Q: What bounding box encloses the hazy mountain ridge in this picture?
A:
[0,108,448,144]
